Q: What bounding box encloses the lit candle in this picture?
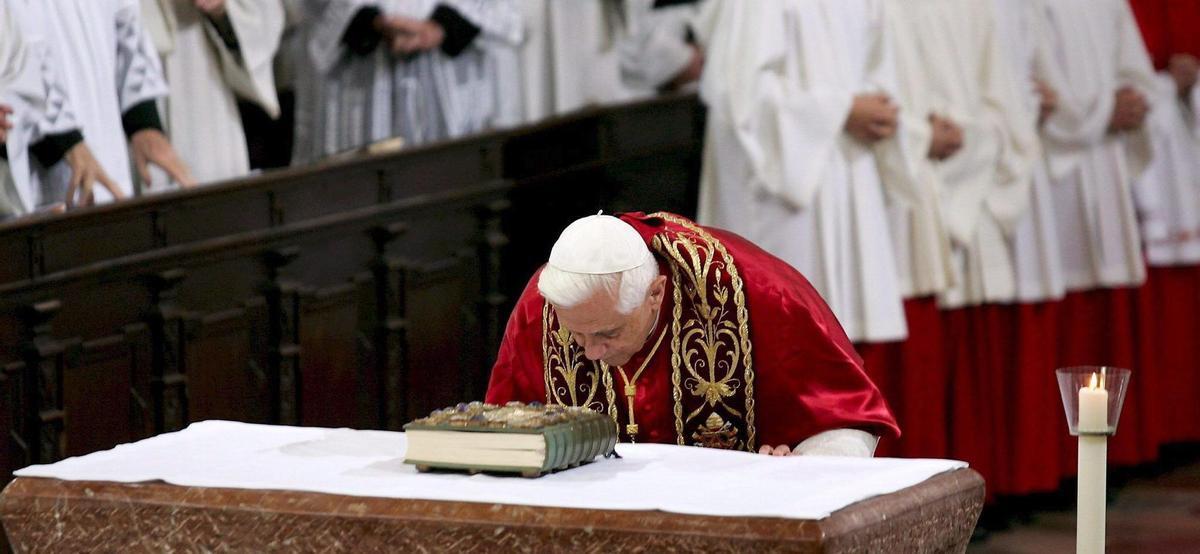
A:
[1076,370,1109,554]
[1078,371,1109,434]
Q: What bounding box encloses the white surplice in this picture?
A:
[141,0,284,186]
[512,0,636,125]
[695,0,907,343]
[879,0,1037,307]
[6,0,168,205]
[1133,75,1200,266]
[619,0,704,94]
[992,0,1066,302]
[1033,0,1156,289]
[295,0,522,164]
[0,0,34,217]
[11,0,168,204]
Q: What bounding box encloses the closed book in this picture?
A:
[403,401,617,477]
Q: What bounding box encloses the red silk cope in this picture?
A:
[485,212,899,451]
[1130,0,1200,69]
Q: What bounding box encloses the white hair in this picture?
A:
[538,255,659,314]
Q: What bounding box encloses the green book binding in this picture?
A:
[403,401,618,478]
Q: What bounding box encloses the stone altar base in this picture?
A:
[1,469,982,553]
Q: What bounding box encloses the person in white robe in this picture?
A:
[7,0,193,207]
[992,0,1066,303]
[695,0,908,343]
[294,0,523,164]
[0,0,33,218]
[140,0,285,186]
[1130,43,1200,266]
[618,0,705,95]
[3,0,138,213]
[1032,0,1159,290]
[878,0,1038,308]
[511,0,636,125]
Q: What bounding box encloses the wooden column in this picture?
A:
[144,269,192,434]
[367,223,410,430]
[262,247,303,426]
[16,300,67,465]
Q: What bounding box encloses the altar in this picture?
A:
[1,421,983,552]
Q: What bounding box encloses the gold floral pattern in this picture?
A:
[650,212,756,452]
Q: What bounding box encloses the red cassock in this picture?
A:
[1130,0,1200,70]
[486,212,899,451]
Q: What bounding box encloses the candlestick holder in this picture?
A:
[1056,366,1131,554]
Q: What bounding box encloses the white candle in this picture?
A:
[1076,371,1109,554]
[1078,372,1109,434]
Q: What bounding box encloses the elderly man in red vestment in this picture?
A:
[486,212,899,456]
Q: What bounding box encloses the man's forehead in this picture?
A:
[553,302,627,333]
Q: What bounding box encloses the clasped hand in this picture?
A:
[845,93,898,144]
[375,15,445,55]
[1109,86,1148,132]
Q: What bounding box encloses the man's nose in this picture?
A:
[583,341,608,360]
[574,335,607,360]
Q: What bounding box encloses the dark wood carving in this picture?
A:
[262,248,303,426]
[367,223,410,430]
[143,269,191,434]
[15,301,67,466]
[0,94,705,489]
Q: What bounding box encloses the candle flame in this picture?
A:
[1088,372,1099,390]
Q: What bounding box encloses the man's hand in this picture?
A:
[63,143,125,208]
[1034,78,1058,125]
[668,44,705,90]
[927,113,964,161]
[758,444,795,456]
[845,93,899,144]
[193,0,226,17]
[1109,86,1149,132]
[0,104,12,144]
[377,15,445,55]
[130,129,195,188]
[1168,53,1199,97]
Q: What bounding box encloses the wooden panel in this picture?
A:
[299,284,367,429]
[0,234,29,282]
[156,190,271,245]
[40,216,155,275]
[405,257,473,420]
[186,307,268,425]
[62,336,134,457]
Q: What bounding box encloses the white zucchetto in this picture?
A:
[547,214,652,274]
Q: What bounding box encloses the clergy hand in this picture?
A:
[380,16,445,55]
[131,130,196,189]
[0,104,11,144]
[668,45,705,90]
[1109,86,1149,133]
[193,0,226,17]
[1034,79,1058,126]
[927,114,964,161]
[1169,54,1199,97]
[845,93,898,144]
[64,143,125,209]
[757,444,795,456]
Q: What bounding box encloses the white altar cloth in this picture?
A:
[15,420,967,520]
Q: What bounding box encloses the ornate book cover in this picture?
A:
[403,401,618,477]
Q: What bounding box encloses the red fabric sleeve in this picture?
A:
[484,268,550,405]
[707,228,902,446]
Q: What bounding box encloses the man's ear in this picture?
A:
[648,274,668,304]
